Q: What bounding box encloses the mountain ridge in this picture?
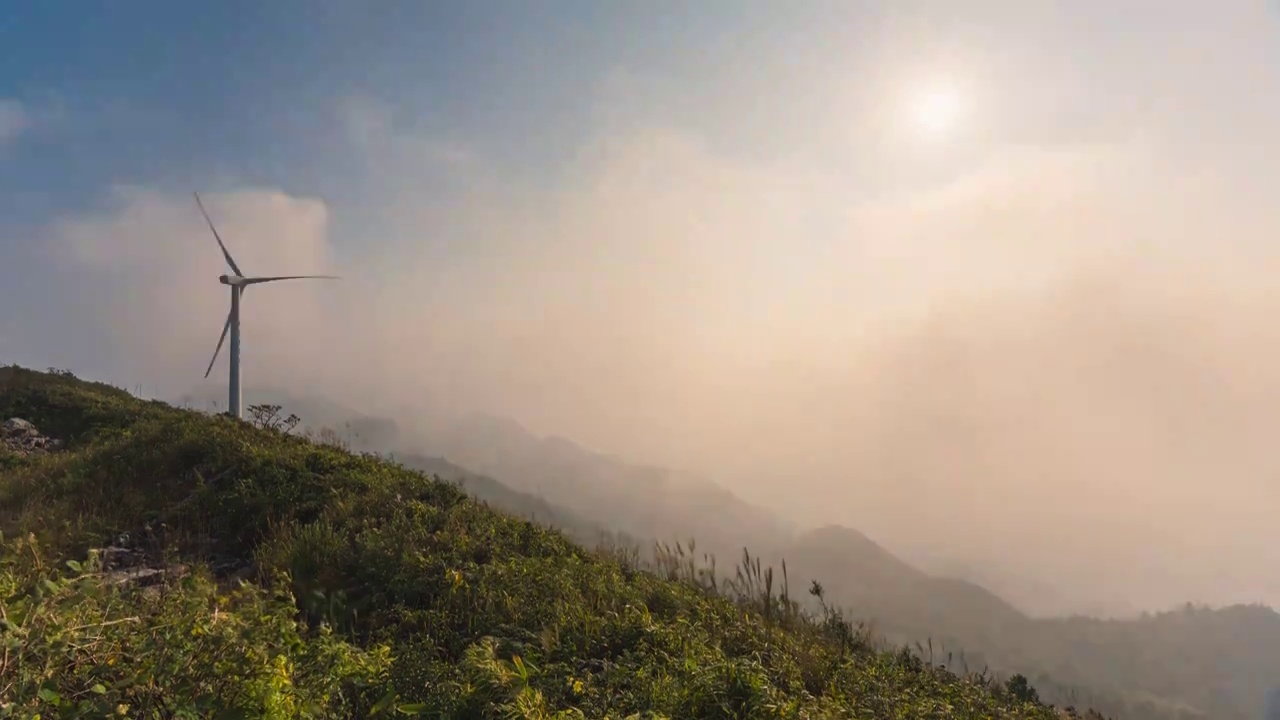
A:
[0,363,1076,718]
[174,382,1280,720]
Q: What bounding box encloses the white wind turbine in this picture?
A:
[195,192,339,419]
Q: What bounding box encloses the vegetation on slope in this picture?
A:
[181,385,793,571]
[370,405,1277,720]
[178,377,1279,720]
[0,365,1082,718]
[393,440,1276,720]
[770,524,1280,720]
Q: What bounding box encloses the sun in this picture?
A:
[908,83,962,138]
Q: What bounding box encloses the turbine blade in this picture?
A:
[204,311,232,379]
[240,274,341,285]
[194,192,244,276]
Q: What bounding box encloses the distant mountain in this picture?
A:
[781,525,1026,640]
[402,456,1031,650]
[178,385,792,564]
[420,410,794,561]
[392,450,649,555]
[1010,603,1280,720]
[5,365,1069,719]
[766,526,1280,720]
[178,383,1280,720]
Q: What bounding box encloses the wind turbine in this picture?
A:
[195,192,339,419]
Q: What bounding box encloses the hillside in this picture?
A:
[774,531,1280,720]
[0,365,1071,718]
[178,385,793,566]
[423,411,794,560]
[780,526,1027,641]
[394,451,647,556]
[179,383,1280,720]
[393,412,1280,720]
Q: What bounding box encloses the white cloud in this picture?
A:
[29,1,1280,615]
[35,99,1280,614]
[48,186,346,397]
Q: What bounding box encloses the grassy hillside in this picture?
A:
[427,411,793,558]
[0,365,1075,719]
[780,526,1027,642]
[180,385,793,568]
[175,380,1280,720]
[774,521,1280,720]
[385,444,1279,720]
[395,451,649,558]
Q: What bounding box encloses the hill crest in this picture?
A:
[0,364,1071,718]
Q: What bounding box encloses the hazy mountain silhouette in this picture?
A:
[179,384,792,565]
[178,383,1280,720]
[6,365,1077,718]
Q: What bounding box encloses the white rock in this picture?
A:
[2,418,36,436]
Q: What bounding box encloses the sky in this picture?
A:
[5,1,1280,616]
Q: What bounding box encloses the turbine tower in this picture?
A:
[195,192,339,419]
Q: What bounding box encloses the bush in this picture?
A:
[0,534,399,719]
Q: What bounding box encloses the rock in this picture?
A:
[93,540,188,588]
[1,418,65,457]
[209,556,254,581]
[100,545,145,571]
[105,564,188,588]
[2,418,36,436]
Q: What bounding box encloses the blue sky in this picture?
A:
[3,1,874,378]
[2,2,641,220]
[0,1,762,369]
[0,2,849,224]
[8,2,1280,613]
[0,1,1159,234]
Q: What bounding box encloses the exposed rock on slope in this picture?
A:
[2,417,62,455]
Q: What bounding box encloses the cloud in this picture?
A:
[27,2,1280,616]
[48,186,343,397]
[36,113,1280,614]
[0,99,30,145]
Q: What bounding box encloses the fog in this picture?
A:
[9,2,1280,618]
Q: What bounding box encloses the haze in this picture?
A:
[4,2,1280,618]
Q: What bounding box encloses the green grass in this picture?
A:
[0,365,1091,719]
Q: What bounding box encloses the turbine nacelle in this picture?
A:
[219,273,336,287]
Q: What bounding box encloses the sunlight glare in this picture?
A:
[909,83,962,139]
